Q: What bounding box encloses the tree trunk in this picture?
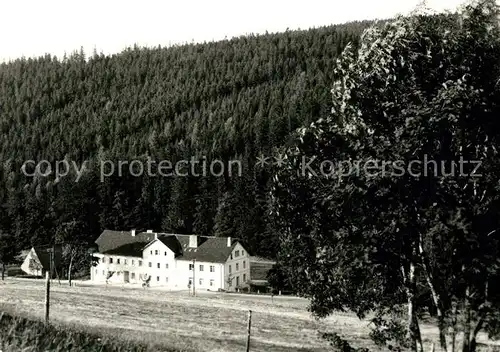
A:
[451,302,458,352]
[402,259,423,352]
[1,262,5,281]
[469,319,484,352]
[419,234,447,352]
[68,255,73,287]
[470,279,489,352]
[462,286,472,352]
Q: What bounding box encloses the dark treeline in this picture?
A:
[0,21,371,259]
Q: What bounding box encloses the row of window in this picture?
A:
[102,257,170,269]
[102,257,218,273]
[102,257,143,265]
[230,249,245,260]
[228,260,246,274]
[188,264,216,272]
[96,269,219,287]
[150,250,168,256]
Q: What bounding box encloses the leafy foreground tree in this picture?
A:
[272,1,500,351]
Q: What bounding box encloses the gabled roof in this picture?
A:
[95,230,156,253]
[176,236,237,263]
[102,242,145,257]
[156,235,184,256]
[94,230,243,264]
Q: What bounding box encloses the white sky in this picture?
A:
[1,0,465,62]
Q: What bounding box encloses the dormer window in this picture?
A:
[155,250,159,255]
[235,250,240,257]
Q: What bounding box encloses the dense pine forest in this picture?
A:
[0,21,370,259]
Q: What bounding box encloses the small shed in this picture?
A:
[20,245,62,278]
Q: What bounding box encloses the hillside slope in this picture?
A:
[0,21,372,257]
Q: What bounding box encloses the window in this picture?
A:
[210,279,214,287]
[95,269,98,275]
[188,278,192,285]
[230,254,233,260]
[166,277,169,283]
[236,276,240,286]
[157,263,160,269]
[165,263,169,269]
[236,263,239,271]
[243,261,246,269]
[235,250,240,257]
[155,250,159,255]
[157,276,160,282]
[150,250,153,255]
[124,259,128,265]
[132,260,135,266]
[109,258,113,264]
[117,258,120,264]
[243,274,246,282]
[131,273,135,279]
[199,278,203,286]
[139,260,142,267]
[189,264,194,270]
[199,265,204,272]
[102,270,105,275]
[242,250,245,256]
[102,257,106,263]
[148,262,152,268]
[210,265,215,272]
[164,251,167,256]
[229,265,232,274]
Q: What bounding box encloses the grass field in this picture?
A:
[0,278,498,352]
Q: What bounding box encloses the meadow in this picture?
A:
[0,278,498,351]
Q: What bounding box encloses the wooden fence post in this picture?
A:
[44,271,50,324]
[246,310,252,352]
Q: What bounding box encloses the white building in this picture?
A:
[90,230,251,291]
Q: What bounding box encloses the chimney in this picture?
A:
[131,229,136,237]
[189,235,198,248]
[154,233,158,240]
[146,229,153,233]
[227,237,232,247]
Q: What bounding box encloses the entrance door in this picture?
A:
[124,271,130,283]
